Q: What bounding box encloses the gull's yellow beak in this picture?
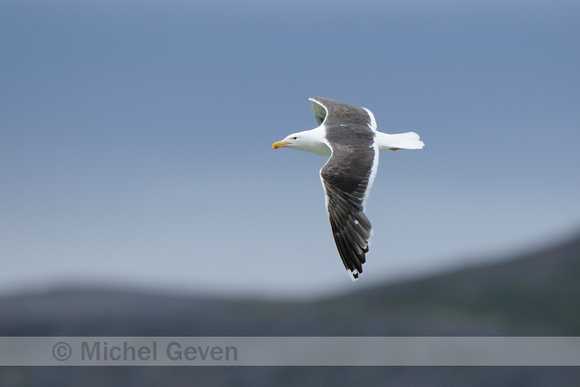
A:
[272,141,290,149]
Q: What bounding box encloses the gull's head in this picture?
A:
[272,129,331,157]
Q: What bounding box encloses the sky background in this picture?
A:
[1,0,579,299]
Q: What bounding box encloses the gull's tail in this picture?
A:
[376,131,425,151]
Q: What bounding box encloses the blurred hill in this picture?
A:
[1,230,580,386]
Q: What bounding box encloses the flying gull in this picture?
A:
[272,97,424,280]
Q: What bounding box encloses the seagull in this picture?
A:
[272,97,424,280]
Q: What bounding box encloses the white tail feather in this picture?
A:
[375,131,424,151]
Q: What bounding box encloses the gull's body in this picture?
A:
[273,97,424,279]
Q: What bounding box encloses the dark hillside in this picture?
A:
[1,231,579,386]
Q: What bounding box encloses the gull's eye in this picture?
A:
[292,136,297,140]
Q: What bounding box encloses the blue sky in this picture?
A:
[1,0,579,298]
